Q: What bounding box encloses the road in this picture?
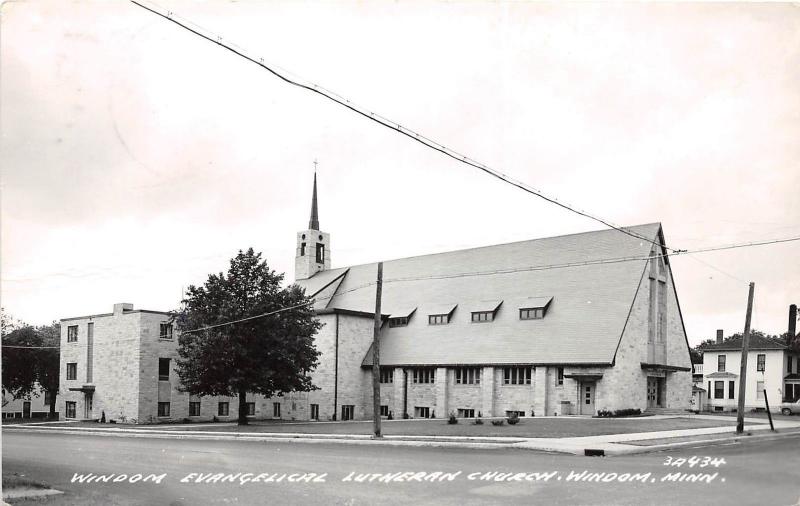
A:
[3,432,800,505]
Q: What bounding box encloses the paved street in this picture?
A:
[3,431,800,505]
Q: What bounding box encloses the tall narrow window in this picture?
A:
[300,242,306,256]
[246,402,255,416]
[728,380,735,399]
[273,402,281,418]
[315,243,324,263]
[556,367,564,386]
[756,381,765,399]
[65,401,77,419]
[158,358,170,381]
[757,354,766,372]
[310,403,319,420]
[717,355,726,373]
[66,363,77,380]
[67,325,78,343]
[714,381,724,399]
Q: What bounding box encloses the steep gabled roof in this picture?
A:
[298,223,665,367]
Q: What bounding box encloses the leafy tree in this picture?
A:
[173,248,322,425]
[2,326,40,406]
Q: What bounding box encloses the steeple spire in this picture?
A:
[308,168,320,231]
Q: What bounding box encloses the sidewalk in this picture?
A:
[5,414,800,456]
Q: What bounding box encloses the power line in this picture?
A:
[129,0,678,254]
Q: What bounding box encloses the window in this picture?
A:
[455,367,481,385]
[717,355,726,372]
[503,367,532,385]
[310,403,319,420]
[728,381,735,399]
[160,323,173,340]
[218,402,229,416]
[158,402,170,417]
[757,354,766,372]
[300,242,306,256]
[556,367,564,386]
[272,402,281,418]
[389,317,408,327]
[756,381,765,400]
[380,405,389,417]
[506,410,525,418]
[519,308,544,320]
[158,358,170,381]
[66,363,77,380]
[246,402,255,416]
[428,314,449,325]
[714,381,724,399]
[315,243,325,263]
[471,311,493,323]
[65,401,76,419]
[341,405,354,421]
[379,368,393,383]
[457,408,475,418]
[412,368,435,384]
[44,390,52,405]
[707,381,711,400]
[67,325,78,342]
[414,406,430,418]
[189,401,201,416]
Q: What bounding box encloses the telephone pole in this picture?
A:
[372,262,383,438]
[736,282,755,434]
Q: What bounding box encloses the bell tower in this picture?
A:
[295,169,330,280]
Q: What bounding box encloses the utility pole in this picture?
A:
[736,282,755,434]
[372,262,383,438]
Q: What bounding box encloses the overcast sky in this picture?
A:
[2,1,798,345]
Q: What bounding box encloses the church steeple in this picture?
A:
[309,172,320,231]
[295,168,331,280]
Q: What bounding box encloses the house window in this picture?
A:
[471,311,493,323]
[503,367,532,385]
[519,308,544,320]
[310,403,319,420]
[44,390,52,405]
[379,368,393,383]
[160,323,173,340]
[556,367,564,386]
[454,367,481,385]
[757,354,766,372]
[65,401,76,419]
[158,358,170,381]
[246,402,255,416]
[189,401,201,416]
[756,381,765,400]
[389,317,408,327]
[714,381,724,399]
[414,406,430,418]
[66,363,77,380]
[67,325,78,342]
[457,408,475,418]
[728,381,735,399]
[380,405,389,417]
[412,368,435,384]
[273,402,281,418]
[158,402,170,417]
[315,243,325,263]
[218,402,229,416]
[341,405,354,421]
[717,355,726,373]
[428,314,449,325]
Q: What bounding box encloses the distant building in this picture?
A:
[701,310,800,413]
[2,383,51,419]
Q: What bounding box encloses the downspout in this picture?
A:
[333,313,339,421]
[403,368,408,418]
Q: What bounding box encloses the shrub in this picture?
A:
[491,419,504,426]
[507,412,520,425]
[100,411,106,423]
[597,408,642,418]
[474,416,484,425]
[448,412,458,425]
[213,415,219,423]
[403,412,410,419]
[431,410,436,419]
[387,412,393,420]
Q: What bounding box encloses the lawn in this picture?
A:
[147,416,740,438]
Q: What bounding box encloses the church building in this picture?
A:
[279,176,694,421]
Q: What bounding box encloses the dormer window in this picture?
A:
[519,308,544,320]
[471,311,494,323]
[389,317,408,327]
[429,314,449,325]
[518,296,552,320]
